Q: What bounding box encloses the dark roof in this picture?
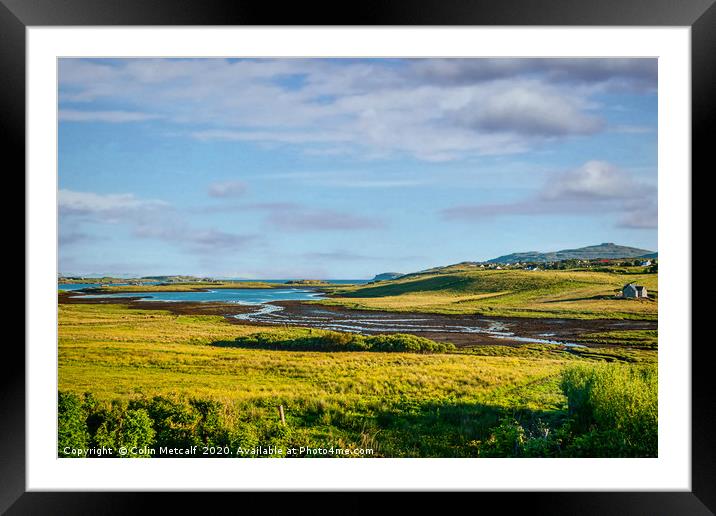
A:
[623,283,646,290]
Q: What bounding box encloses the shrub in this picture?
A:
[229,331,455,353]
[190,398,234,447]
[119,409,155,454]
[561,363,657,457]
[60,392,249,457]
[482,418,526,456]
[369,334,452,353]
[88,400,155,457]
[58,392,89,457]
[139,396,203,453]
[481,416,564,457]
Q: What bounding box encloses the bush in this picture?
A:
[480,363,658,458]
[480,416,565,457]
[560,363,657,457]
[92,404,155,457]
[368,334,453,353]
[60,393,241,457]
[482,418,526,456]
[229,331,455,353]
[58,392,89,457]
[138,396,203,453]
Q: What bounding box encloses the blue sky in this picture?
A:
[58,58,657,279]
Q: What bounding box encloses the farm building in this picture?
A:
[622,283,648,299]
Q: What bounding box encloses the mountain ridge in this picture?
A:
[487,243,656,264]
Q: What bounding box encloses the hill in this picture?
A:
[487,243,655,263]
[141,275,206,282]
[372,272,405,282]
[323,265,658,320]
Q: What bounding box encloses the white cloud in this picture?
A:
[459,85,603,137]
[413,58,657,91]
[58,189,167,221]
[58,58,656,162]
[193,130,352,145]
[208,180,248,198]
[59,189,258,253]
[59,110,161,123]
[442,160,657,231]
[542,160,647,201]
[619,201,658,229]
[133,224,256,252]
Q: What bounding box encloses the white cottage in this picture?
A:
[623,283,648,299]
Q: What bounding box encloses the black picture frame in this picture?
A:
[6,1,710,513]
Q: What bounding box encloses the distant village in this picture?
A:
[449,257,656,273]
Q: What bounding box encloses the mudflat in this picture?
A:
[59,292,655,348]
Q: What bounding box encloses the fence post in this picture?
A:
[278,405,286,426]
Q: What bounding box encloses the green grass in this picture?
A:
[463,344,657,364]
[575,330,658,349]
[59,304,560,403]
[58,302,657,457]
[468,362,657,457]
[560,362,657,456]
[319,269,658,320]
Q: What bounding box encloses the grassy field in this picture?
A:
[58,302,657,457]
[320,268,658,320]
[59,304,567,404]
[574,330,658,349]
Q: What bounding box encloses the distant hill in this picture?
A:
[328,256,658,320]
[638,252,658,259]
[487,243,655,264]
[285,280,330,285]
[372,272,405,282]
[62,272,138,279]
[141,275,205,283]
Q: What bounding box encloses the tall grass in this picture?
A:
[478,362,658,457]
[561,363,657,457]
[59,363,659,458]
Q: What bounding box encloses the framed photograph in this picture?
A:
[10,0,710,512]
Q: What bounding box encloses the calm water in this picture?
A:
[59,283,110,291]
[77,288,325,304]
